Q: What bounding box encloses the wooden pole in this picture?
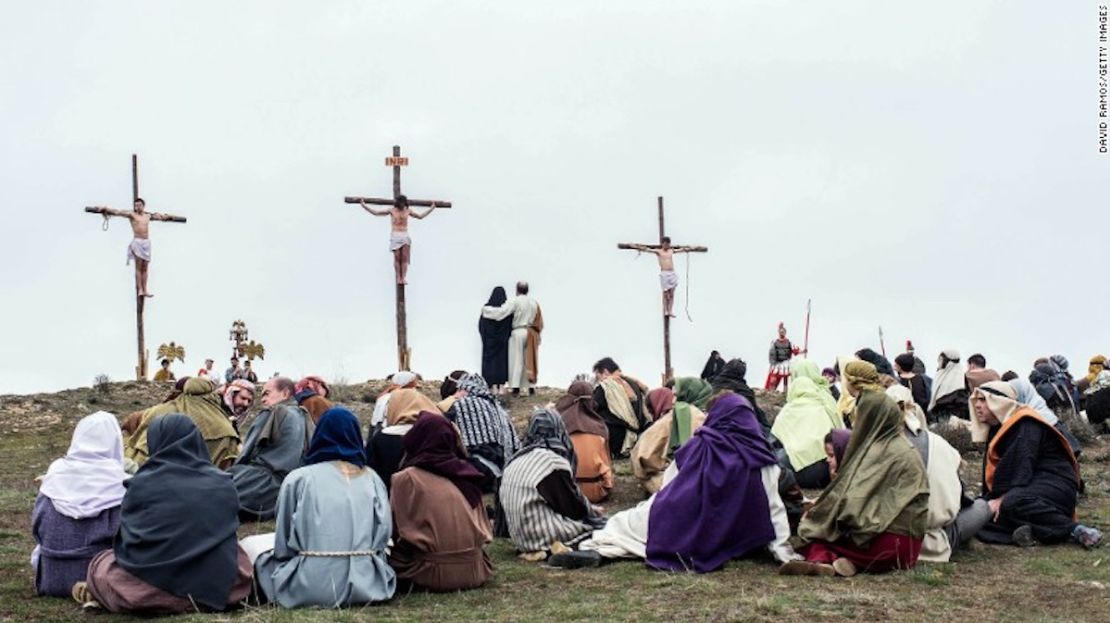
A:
[132,154,147,381]
[396,283,410,371]
[392,145,401,200]
[658,197,673,383]
[343,197,452,208]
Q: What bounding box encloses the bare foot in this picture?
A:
[144,292,154,298]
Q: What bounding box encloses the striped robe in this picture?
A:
[499,449,594,552]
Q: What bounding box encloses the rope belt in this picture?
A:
[298,550,381,558]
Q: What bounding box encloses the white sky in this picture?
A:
[2,1,1107,394]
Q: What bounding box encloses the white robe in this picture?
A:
[579,463,799,564]
[482,294,539,390]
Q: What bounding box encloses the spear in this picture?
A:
[803,299,812,358]
[878,326,887,357]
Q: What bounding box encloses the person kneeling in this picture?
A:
[971,382,1101,549]
[75,414,252,614]
[390,413,494,591]
[249,407,396,608]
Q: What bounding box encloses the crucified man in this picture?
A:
[93,198,176,297]
[627,237,695,318]
[359,194,438,285]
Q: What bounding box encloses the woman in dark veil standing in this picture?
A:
[479,287,513,394]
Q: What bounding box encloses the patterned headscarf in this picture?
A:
[450,373,520,464]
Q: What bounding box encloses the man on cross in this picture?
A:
[359,194,438,285]
[92,197,173,297]
[626,237,692,318]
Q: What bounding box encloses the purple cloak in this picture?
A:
[645,392,777,573]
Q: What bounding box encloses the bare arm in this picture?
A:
[359,199,391,217]
[627,244,661,255]
[93,206,133,218]
[409,203,437,220]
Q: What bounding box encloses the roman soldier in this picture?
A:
[766,322,802,392]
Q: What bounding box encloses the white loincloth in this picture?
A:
[659,270,678,292]
[126,238,151,264]
[389,232,412,252]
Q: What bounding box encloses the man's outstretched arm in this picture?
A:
[409,203,438,220]
[359,199,391,216]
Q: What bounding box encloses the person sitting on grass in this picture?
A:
[74,415,252,614]
[250,407,396,607]
[630,380,709,494]
[555,380,614,503]
[499,409,605,560]
[970,382,1101,549]
[781,361,929,577]
[32,412,127,597]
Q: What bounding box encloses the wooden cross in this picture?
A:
[343,145,453,371]
[84,154,186,381]
[617,196,708,384]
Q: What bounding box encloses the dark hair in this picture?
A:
[134,197,145,206]
[516,281,529,295]
[244,360,252,366]
[440,370,467,400]
[160,358,170,365]
[894,353,916,373]
[271,376,296,396]
[1001,370,1019,382]
[661,236,671,244]
[968,353,987,368]
[592,357,620,374]
[395,194,408,208]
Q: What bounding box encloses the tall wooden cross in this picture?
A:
[618,196,708,384]
[343,145,453,371]
[84,154,186,380]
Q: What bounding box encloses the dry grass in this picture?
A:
[1,382,1108,622]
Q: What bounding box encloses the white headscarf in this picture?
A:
[887,384,927,433]
[1008,378,1058,426]
[928,349,966,411]
[39,411,128,519]
[969,381,1021,443]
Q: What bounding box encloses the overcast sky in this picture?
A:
[2,1,1107,394]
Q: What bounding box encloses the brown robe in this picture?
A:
[389,467,493,592]
[85,547,253,614]
[525,306,544,384]
[300,395,334,425]
[570,432,613,503]
[630,406,706,494]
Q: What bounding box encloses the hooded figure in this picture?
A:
[709,358,771,436]
[253,407,397,607]
[479,287,513,389]
[928,350,969,422]
[499,409,605,555]
[793,362,929,575]
[82,415,251,613]
[33,412,128,596]
[631,381,709,494]
[555,381,613,503]
[970,383,1098,548]
[771,377,844,489]
[448,373,521,488]
[124,377,240,469]
[646,393,794,573]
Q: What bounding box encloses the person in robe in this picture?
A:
[499,409,605,558]
[32,412,127,597]
[561,392,800,571]
[789,359,838,414]
[221,379,256,433]
[437,369,468,413]
[124,377,240,469]
[366,387,440,490]
[970,382,1101,548]
[555,380,614,503]
[1079,354,1107,394]
[230,377,314,521]
[929,349,969,423]
[389,413,494,591]
[700,350,725,381]
[631,380,709,494]
[592,357,651,457]
[153,358,175,382]
[294,375,333,424]
[888,385,990,562]
[76,415,251,613]
[894,353,930,414]
[371,371,419,431]
[771,376,844,489]
[479,286,513,393]
[855,348,895,377]
[447,373,521,490]
[822,367,841,401]
[709,358,772,436]
[1008,377,1084,458]
[250,407,396,607]
[783,361,929,577]
[481,281,543,396]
